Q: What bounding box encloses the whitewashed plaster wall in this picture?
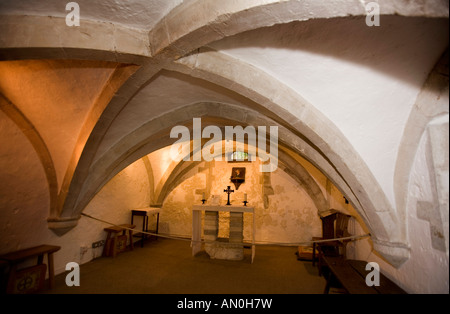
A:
[0,60,118,192]
[58,159,151,274]
[77,160,151,258]
[148,147,173,189]
[353,122,449,294]
[0,110,51,255]
[157,153,363,247]
[4,120,447,294]
[0,139,150,276]
[209,16,449,208]
[260,166,322,244]
[0,1,447,293]
[159,159,323,244]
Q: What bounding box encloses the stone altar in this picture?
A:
[192,205,255,263]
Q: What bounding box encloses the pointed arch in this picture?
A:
[0,93,58,214]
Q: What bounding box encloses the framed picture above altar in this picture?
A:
[230,167,245,190]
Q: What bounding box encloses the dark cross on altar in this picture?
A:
[224,186,234,205]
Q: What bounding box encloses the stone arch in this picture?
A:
[1,1,446,61]
[155,159,202,206]
[277,149,328,213]
[167,50,410,265]
[151,139,328,214]
[3,3,444,235]
[0,93,58,214]
[54,100,383,266]
[149,0,448,57]
[141,155,156,205]
[64,103,355,221]
[52,63,139,219]
[2,1,441,266]
[47,52,409,266]
[394,50,449,249]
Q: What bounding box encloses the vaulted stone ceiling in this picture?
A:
[0,0,448,268]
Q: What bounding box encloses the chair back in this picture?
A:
[335,213,351,238]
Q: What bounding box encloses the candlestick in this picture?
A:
[201,192,206,204]
[244,193,247,202]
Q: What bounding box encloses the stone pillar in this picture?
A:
[204,211,220,259]
[229,212,243,243]
[227,212,244,260]
[204,211,218,243]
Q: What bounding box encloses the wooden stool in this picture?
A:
[103,224,135,257]
[0,244,61,293]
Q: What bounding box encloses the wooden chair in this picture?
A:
[313,210,352,275]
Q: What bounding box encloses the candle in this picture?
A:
[202,192,205,199]
[244,193,247,201]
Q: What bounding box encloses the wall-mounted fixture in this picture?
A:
[230,167,245,190]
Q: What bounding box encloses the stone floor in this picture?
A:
[41,238,327,294]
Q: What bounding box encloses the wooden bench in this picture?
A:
[322,256,407,294]
[0,244,61,293]
[103,224,135,257]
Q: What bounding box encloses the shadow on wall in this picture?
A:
[210,16,449,90]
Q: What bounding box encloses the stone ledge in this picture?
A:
[205,239,244,261]
[47,216,79,236]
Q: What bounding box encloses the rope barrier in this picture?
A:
[81,212,371,247]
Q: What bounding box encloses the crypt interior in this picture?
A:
[0,0,448,294]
